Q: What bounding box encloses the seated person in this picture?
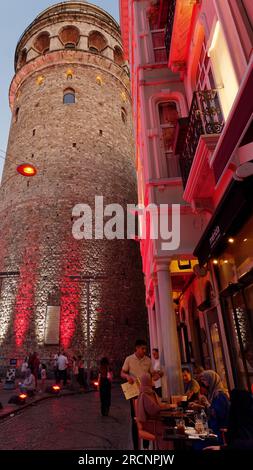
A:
[182,367,200,402]
[136,373,172,450]
[19,368,36,395]
[191,370,230,442]
[205,389,253,451]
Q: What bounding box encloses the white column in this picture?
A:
[147,304,155,351]
[154,283,164,365]
[152,309,158,349]
[156,260,183,396]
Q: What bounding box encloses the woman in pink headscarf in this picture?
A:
[136,373,172,449]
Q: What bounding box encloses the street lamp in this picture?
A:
[16,163,37,177]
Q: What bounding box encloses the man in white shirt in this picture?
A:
[152,348,163,397]
[57,352,68,386]
[121,339,154,450]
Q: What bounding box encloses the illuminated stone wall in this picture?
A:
[0,2,147,367]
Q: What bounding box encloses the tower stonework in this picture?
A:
[0,2,146,366]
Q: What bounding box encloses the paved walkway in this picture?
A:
[0,386,132,450]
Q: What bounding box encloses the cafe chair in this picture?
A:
[134,399,158,450]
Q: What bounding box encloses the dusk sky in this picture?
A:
[0,1,119,178]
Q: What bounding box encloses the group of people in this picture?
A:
[120,339,253,451]
[20,353,46,394]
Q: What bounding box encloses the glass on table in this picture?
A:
[176,418,185,435]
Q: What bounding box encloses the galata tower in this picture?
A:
[0,1,147,368]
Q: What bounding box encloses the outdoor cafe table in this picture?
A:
[162,426,218,450]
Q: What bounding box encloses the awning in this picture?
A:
[194,176,253,265]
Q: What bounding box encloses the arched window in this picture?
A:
[158,101,179,177]
[121,107,127,124]
[114,46,124,66]
[34,32,50,54]
[88,31,107,53]
[63,88,75,104]
[59,26,80,49]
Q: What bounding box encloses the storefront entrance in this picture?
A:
[221,279,253,391]
[205,307,228,389]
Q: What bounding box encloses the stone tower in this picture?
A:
[0,1,146,368]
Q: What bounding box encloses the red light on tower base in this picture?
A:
[17,163,37,177]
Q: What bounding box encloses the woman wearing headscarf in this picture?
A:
[136,373,173,449]
[204,389,253,451]
[199,370,230,439]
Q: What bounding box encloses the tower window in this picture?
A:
[88,31,107,53]
[65,43,76,50]
[89,46,99,53]
[121,107,127,124]
[114,46,124,66]
[15,107,20,123]
[63,88,75,104]
[18,49,27,69]
[34,32,50,54]
[59,26,80,48]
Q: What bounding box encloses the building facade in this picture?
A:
[120,0,253,393]
[0,1,147,369]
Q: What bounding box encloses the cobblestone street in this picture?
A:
[0,386,132,450]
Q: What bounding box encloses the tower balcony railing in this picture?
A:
[165,0,176,58]
[179,89,224,188]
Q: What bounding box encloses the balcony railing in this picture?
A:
[179,90,224,188]
[165,0,176,58]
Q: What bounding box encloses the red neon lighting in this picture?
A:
[14,247,39,348]
[60,238,81,349]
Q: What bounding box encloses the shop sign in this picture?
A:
[209,225,221,249]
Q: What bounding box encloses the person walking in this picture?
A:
[98,357,113,416]
[57,351,68,386]
[121,339,154,450]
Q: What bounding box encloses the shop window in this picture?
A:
[188,295,205,367]
[88,31,107,53]
[63,88,75,104]
[158,101,180,178]
[114,46,124,66]
[34,32,50,54]
[59,26,80,48]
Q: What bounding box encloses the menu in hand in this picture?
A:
[121,381,140,400]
